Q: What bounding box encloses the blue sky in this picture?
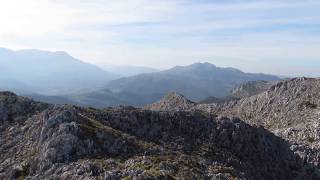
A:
[0,0,319,76]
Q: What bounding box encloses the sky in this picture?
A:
[0,0,319,77]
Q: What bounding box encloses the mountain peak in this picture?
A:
[164,91,187,99]
[54,51,69,56]
[144,91,195,111]
[170,62,217,71]
[168,62,247,75]
[190,62,217,68]
[0,47,120,95]
[16,49,72,59]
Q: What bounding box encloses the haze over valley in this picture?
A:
[0,47,281,107]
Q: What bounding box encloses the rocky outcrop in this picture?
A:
[146,78,320,175]
[198,80,277,104]
[202,77,320,170]
[144,92,197,111]
[1,92,318,179]
[231,80,277,98]
[204,78,320,128]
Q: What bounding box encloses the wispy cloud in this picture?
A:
[0,0,319,76]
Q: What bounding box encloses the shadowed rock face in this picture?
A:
[146,77,320,176]
[203,77,320,172]
[0,92,318,179]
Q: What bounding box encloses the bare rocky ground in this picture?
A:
[146,77,320,179]
[230,80,277,99]
[198,80,278,104]
[1,87,319,179]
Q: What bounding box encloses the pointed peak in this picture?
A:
[164,91,186,99]
[188,62,216,68]
[145,92,195,111]
[162,91,193,102]
[170,62,217,71]
[196,62,216,66]
[54,51,71,57]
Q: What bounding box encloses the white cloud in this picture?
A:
[0,0,177,37]
[0,0,73,37]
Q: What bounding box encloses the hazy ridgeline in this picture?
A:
[0,48,279,108]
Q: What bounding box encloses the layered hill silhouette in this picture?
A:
[94,62,279,106]
[0,47,280,108]
[102,64,159,77]
[0,91,318,179]
[0,48,118,95]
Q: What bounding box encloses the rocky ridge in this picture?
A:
[1,91,318,179]
[146,77,320,175]
[202,77,320,170]
[230,80,277,99]
[198,80,278,104]
[144,92,197,111]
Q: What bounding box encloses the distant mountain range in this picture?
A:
[100,62,279,105]
[0,48,118,95]
[27,62,280,108]
[102,64,159,77]
[0,48,280,108]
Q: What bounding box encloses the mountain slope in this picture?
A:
[67,89,129,108]
[23,90,131,108]
[203,77,320,168]
[230,80,278,98]
[146,77,320,171]
[23,93,77,105]
[0,48,117,95]
[104,62,279,105]
[102,64,159,77]
[144,92,196,111]
[147,78,320,140]
[198,80,278,104]
[8,61,278,108]
[202,77,320,129]
[198,95,238,104]
[0,91,317,179]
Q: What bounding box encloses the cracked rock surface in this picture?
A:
[1,89,319,179]
[146,77,320,178]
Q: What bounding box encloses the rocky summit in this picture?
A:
[144,92,197,112]
[1,90,319,179]
[146,77,320,179]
